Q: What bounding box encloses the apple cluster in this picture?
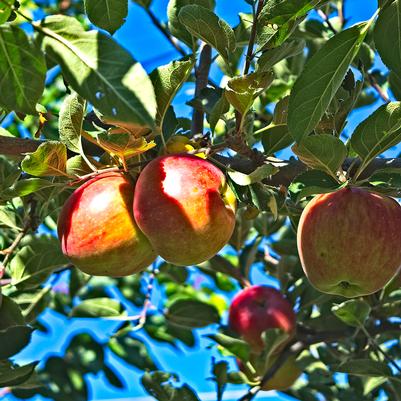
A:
[57,154,237,276]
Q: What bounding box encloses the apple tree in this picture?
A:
[1,0,401,400]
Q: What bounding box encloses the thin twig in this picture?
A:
[145,8,187,57]
[191,43,212,136]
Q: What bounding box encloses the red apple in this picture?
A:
[228,286,296,352]
[297,187,401,298]
[237,353,301,391]
[133,154,236,266]
[58,172,157,276]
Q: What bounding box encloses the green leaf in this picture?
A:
[21,141,67,177]
[228,164,278,186]
[151,57,195,126]
[389,71,401,100]
[208,94,230,132]
[332,299,371,327]
[0,25,46,114]
[374,0,401,75]
[38,15,156,129]
[166,299,220,328]
[0,361,38,387]
[178,5,235,64]
[142,371,201,401]
[0,2,12,25]
[257,39,305,72]
[224,71,274,115]
[368,168,401,189]
[0,325,34,359]
[350,102,401,176]
[288,23,369,142]
[59,92,86,154]
[70,298,124,317]
[292,134,347,177]
[167,0,215,47]
[260,0,322,25]
[260,124,294,155]
[2,178,60,199]
[84,0,128,34]
[109,335,158,371]
[206,333,250,361]
[0,296,25,330]
[288,170,340,202]
[10,235,69,289]
[261,328,289,359]
[0,205,18,230]
[333,359,392,377]
[249,183,280,218]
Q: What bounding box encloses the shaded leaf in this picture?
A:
[332,299,371,327]
[70,298,124,317]
[84,0,128,34]
[288,23,369,141]
[0,325,34,359]
[292,134,347,177]
[0,25,46,114]
[168,0,215,46]
[257,39,305,72]
[0,361,38,387]
[260,124,294,155]
[350,102,401,177]
[10,235,69,289]
[374,0,401,75]
[178,5,235,64]
[166,299,220,328]
[288,170,340,202]
[333,359,392,377]
[109,335,158,371]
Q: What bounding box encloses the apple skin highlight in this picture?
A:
[133,154,236,266]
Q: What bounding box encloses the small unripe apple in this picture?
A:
[297,187,401,297]
[237,353,301,391]
[58,172,156,276]
[133,154,236,266]
[228,286,296,352]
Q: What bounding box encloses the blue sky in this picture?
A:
[4,1,388,401]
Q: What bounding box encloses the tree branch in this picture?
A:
[0,136,44,156]
[1,136,401,187]
[191,43,212,136]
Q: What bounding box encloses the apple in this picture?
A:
[58,172,157,276]
[237,353,301,391]
[297,187,401,298]
[133,154,236,266]
[228,285,296,352]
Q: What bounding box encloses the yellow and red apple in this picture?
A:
[133,154,236,266]
[58,172,156,276]
[297,187,401,297]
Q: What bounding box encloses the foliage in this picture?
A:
[1,1,401,401]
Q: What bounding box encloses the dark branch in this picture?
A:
[191,44,212,136]
[1,137,401,186]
